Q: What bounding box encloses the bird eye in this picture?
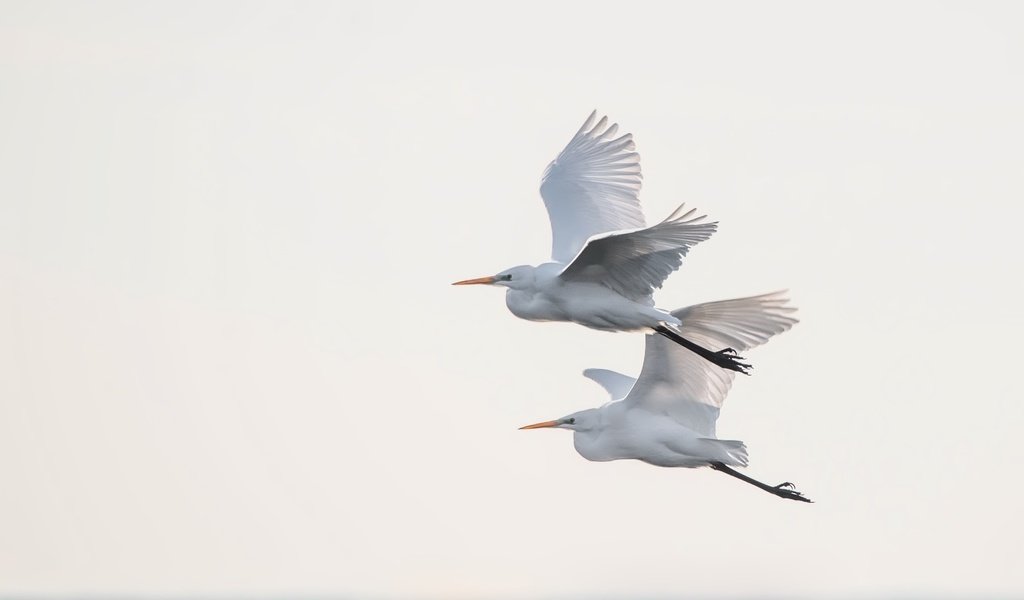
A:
[503,274,513,281]
[568,418,576,424]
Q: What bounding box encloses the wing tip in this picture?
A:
[575,110,599,137]
[579,111,635,145]
[662,202,717,225]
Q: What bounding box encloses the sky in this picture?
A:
[1,1,1023,597]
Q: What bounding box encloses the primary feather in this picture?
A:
[540,111,645,263]
[623,291,799,436]
[558,204,717,301]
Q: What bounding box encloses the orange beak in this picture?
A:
[519,420,559,430]
[452,276,496,286]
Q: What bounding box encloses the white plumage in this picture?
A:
[454,111,749,373]
[520,292,811,502]
[540,111,646,263]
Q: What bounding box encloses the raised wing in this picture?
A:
[540,111,645,263]
[582,368,637,401]
[557,204,717,301]
[624,292,798,437]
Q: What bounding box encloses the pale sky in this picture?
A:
[2,1,1023,597]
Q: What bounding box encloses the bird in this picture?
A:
[518,291,811,503]
[453,111,751,374]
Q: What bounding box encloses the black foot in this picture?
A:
[770,483,812,503]
[654,326,753,375]
[706,350,752,375]
[710,462,812,503]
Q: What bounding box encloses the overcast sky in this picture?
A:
[2,1,1023,597]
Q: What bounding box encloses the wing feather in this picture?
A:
[540,111,645,263]
[582,368,637,400]
[557,205,717,300]
[624,292,799,436]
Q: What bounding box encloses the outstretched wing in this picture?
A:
[582,368,637,400]
[557,204,717,301]
[540,111,645,263]
[624,292,799,436]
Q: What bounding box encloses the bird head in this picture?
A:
[519,409,599,432]
[452,265,535,290]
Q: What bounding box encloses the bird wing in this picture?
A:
[540,111,646,263]
[582,368,637,401]
[624,292,799,437]
[556,204,717,301]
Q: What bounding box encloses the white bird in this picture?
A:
[519,292,811,502]
[453,111,750,374]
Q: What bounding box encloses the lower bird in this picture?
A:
[519,291,811,502]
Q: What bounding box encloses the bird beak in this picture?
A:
[519,420,559,430]
[452,276,496,286]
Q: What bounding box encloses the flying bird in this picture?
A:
[519,292,811,502]
[453,111,750,374]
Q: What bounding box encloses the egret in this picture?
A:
[519,292,811,502]
[453,111,750,374]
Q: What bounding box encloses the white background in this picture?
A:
[2,1,1022,597]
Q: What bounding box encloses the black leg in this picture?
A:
[655,326,752,375]
[710,462,812,503]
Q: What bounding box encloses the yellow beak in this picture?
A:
[519,420,559,430]
[452,276,497,286]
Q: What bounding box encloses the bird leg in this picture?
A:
[654,326,752,375]
[710,462,812,503]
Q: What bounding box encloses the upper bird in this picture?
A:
[453,111,750,374]
[519,292,811,502]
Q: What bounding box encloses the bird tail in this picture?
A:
[701,438,749,467]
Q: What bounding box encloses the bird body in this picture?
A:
[503,266,675,331]
[520,292,811,502]
[567,405,747,467]
[454,111,749,373]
